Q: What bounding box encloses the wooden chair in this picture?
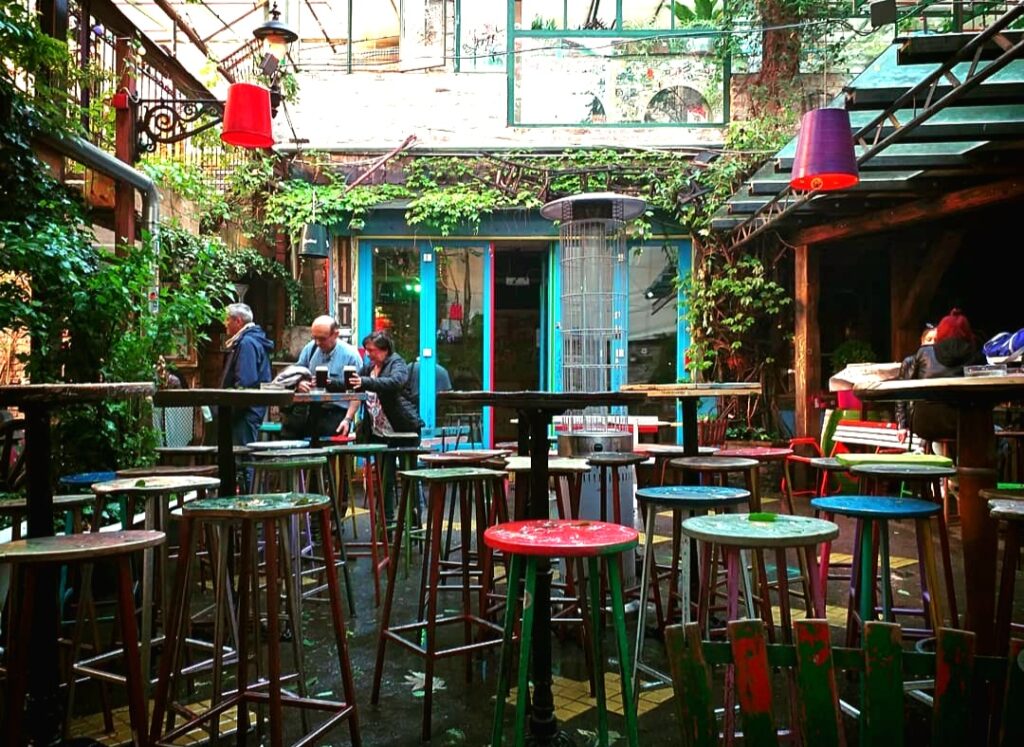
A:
[666,618,1024,747]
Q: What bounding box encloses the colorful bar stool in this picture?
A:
[982,488,1024,653]
[632,484,750,697]
[0,530,164,747]
[149,493,360,747]
[485,519,640,747]
[811,495,946,646]
[851,462,960,628]
[372,466,508,742]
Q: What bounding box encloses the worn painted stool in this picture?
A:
[326,442,389,605]
[380,444,432,576]
[982,488,1024,653]
[811,495,946,646]
[57,471,115,492]
[155,445,218,466]
[634,444,720,488]
[372,466,508,742]
[0,493,92,539]
[851,462,960,628]
[1,530,164,746]
[486,519,640,747]
[632,484,751,698]
[149,492,360,747]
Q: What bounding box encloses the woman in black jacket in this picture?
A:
[347,331,423,519]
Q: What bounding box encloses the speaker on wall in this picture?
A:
[298,223,330,259]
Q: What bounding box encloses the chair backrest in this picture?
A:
[666,619,1023,747]
[831,419,910,454]
[0,418,26,492]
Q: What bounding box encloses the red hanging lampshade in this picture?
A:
[221,82,274,148]
[790,108,859,191]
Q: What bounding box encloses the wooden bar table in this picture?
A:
[855,374,1024,653]
[154,388,294,497]
[0,382,155,745]
[620,383,762,458]
[440,390,644,746]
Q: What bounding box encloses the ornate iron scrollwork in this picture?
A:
[135,98,223,155]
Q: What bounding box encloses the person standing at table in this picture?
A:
[285,315,363,438]
[342,331,424,520]
[221,302,273,445]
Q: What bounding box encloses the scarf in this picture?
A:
[224,322,255,350]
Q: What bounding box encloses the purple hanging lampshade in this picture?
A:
[790,108,859,191]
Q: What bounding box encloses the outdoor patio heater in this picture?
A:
[541,192,646,538]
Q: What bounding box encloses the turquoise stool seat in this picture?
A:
[811,495,946,646]
[486,519,640,747]
[632,485,751,698]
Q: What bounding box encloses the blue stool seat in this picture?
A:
[637,485,749,509]
[811,494,947,646]
[811,495,939,519]
[59,471,116,489]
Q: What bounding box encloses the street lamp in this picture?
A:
[127,2,298,156]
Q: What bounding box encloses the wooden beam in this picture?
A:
[794,244,821,440]
[790,177,1024,246]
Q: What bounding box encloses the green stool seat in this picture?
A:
[834,452,953,467]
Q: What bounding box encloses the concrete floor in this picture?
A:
[66,473,1019,746]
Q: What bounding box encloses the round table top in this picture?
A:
[419,449,512,466]
[503,456,591,474]
[324,443,387,455]
[93,475,221,494]
[587,452,648,467]
[636,485,751,508]
[0,382,155,407]
[59,471,117,487]
[116,465,219,478]
[636,444,719,457]
[811,495,941,519]
[0,530,165,563]
[988,498,1024,521]
[850,463,957,479]
[184,492,331,519]
[241,455,327,468]
[484,519,638,557]
[247,448,329,460]
[681,513,838,548]
[399,467,507,482]
[716,447,794,461]
[244,439,309,450]
[669,456,759,471]
[0,494,94,513]
[155,446,218,455]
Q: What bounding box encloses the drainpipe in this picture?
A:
[36,131,161,299]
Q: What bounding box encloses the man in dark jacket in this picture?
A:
[344,331,423,518]
[220,302,273,445]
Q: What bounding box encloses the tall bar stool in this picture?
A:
[89,475,219,692]
[1,530,164,747]
[155,445,218,467]
[680,512,837,742]
[632,484,751,698]
[632,444,716,488]
[380,445,432,576]
[981,488,1024,653]
[811,495,947,646]
[150,493,360,747]
[116,464,219,479]
[327,442,389,605]
[372,466,508,742]
[851,463,960,627]
[0,493,92,540]
[486,519,640,747]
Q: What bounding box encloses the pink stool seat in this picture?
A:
[485,519,638,557]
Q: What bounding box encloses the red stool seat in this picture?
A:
[485,519,638,557]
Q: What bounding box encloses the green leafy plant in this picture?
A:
[830,339,877,373]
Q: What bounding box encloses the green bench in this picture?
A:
[666,619,1022,746]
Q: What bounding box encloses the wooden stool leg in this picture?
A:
[587,556,609,747]
[422,481,447,742]
[514,558,538,747]
[491,553,522,747]
[115,555,149,747]
[608,557,640,747]
[6,564,32,745]
[917,519,945,633]
[994,521,1021,654]
[263,518,284,747]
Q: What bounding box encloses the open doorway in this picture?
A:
[492,243,548,443]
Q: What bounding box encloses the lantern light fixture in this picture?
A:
[789,108,860,192]
[253,3,298,76]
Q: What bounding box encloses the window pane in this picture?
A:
[629,245,678,421]
[372,246,420,363]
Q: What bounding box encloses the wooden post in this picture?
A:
[114,36,137,253]
[794,244,821,440]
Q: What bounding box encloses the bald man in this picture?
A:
[289,315,362,438]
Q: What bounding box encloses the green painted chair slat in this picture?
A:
[862,623,904,747]
[728,620,779,747]
[998,639,1024,747]
[932,627,976,747]
[793,620,844,747]
[664,623,717,747]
